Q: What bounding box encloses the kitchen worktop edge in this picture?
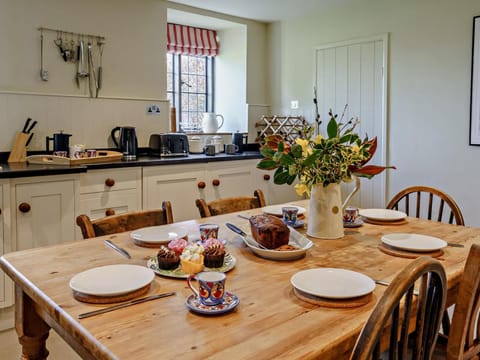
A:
[0,152,263,178]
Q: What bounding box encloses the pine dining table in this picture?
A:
[0,199,477,360]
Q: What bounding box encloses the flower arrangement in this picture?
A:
[257,105,394,197]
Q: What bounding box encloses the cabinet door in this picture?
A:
[0,181,13,308]
[15,180,76,250]
[206,160,257,200]
[143,164,206,222]
[256,168,300,205]
[79,189,140,220]
[78,168,142,222]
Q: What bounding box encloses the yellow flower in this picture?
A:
[294,183,308,196]
[314,135,323,144]
[295,138,312,157]
[352,144,360,153]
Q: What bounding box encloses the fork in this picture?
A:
[374,279,419,296]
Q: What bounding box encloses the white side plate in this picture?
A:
[130,225,188,245]
[359,208,407,221]
[382,233,447,252]
[290,268,375,299]
[262,205,306,217]
[69,264,155,297]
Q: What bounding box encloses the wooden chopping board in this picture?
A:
[27,151,123,165]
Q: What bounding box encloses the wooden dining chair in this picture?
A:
[76,201,174,239]
[444,243,480,359]
[386,186,465,225]
[195,189,266,218]
[387,185,464,340]
[350,256,447,360]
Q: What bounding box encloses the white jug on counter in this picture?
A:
[202,112,224,133]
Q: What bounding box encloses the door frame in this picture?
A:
[313,33,389,206]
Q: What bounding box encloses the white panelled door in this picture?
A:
[315,35,388,208]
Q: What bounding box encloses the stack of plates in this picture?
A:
[381,233,447,253]
[290,268,375,299]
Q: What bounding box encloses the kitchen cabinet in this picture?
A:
[78,168,142,235]
[0,180,12,309]
[255,169,300,205]
[11,175,78,251]
[143,160,259,222]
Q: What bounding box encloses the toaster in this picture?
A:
[149,133,189,157]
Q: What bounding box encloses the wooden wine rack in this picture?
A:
[255,115,310,144]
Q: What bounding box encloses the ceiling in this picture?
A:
[167,0,347,23]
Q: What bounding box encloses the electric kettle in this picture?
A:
[111,126,138,160]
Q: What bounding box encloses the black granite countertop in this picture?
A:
[0,151,263,179]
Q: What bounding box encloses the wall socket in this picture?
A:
[146,104,161,115]
[290,100,299,109]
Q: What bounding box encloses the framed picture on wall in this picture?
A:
[470,16,480,145]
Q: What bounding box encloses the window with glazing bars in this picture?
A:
[167,53,214,132]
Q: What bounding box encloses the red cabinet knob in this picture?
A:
[212,179,220,187]
[105,209,115,216]
[263,174,271,181]
[198,181,206,189]
[105,178,115,187]
[19,202,31,213]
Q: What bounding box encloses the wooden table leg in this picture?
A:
[15,285,50,360]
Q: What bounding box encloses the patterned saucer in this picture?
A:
[343,218,364,228]
[185,291,240,315]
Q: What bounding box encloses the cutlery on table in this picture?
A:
[237,214,250,220]
[374,279,419,296]
[447,242,464,248]
[104,239,131,259]
[225,222,268,250]
[78,292,176,319]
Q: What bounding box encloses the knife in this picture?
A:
[225,222,268,249]
[375,280,419,296]
[104,240,131,259]
[78,292,176,319]
[22,118,32,133]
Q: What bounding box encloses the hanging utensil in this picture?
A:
[96,39,104,98]
[40,30,48,81]
[87,41,97,98]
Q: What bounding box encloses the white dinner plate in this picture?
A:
[69,264,155,297]
[239,224,313,260]
[130,225,188,245]
[290,268,375,299]
[262,205,306,217]
[359,208,407,221]
[382,233,447,252]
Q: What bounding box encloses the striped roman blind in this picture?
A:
[167,23,219,56]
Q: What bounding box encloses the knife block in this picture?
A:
[8,132,29,163]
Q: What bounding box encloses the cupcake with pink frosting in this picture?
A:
[168,238,188,256]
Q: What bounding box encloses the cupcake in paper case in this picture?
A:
[203,238,225,268]
[157,245,180,270]
[180,243,205,274]
[168,238,188,256]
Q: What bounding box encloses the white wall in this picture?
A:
[216,26,247,133]
[267,0,480,226]
[0,0,170,150]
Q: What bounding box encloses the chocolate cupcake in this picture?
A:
[203,238,225,268]
[157,245,180,270]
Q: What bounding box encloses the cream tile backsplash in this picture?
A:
[0,93,170,152]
